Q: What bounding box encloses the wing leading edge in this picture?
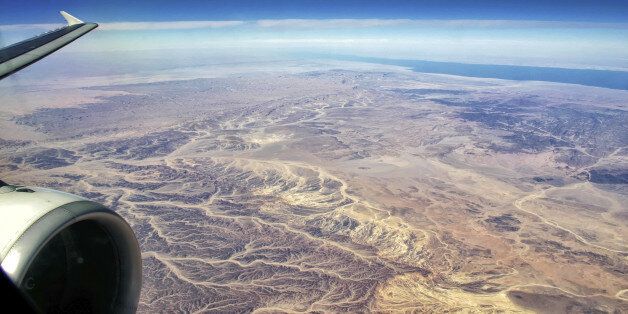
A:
[0,11,97,80]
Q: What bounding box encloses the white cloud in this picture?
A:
[256,19,413,28]
[1,19,626,33]
[256,19,628,29]
[99,20,244,30]
[252,38,390,44]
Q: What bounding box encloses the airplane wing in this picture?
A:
[0,11,98,80]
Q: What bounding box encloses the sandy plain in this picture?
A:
[1,60,626,312]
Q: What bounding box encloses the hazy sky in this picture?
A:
[1,0,627,70]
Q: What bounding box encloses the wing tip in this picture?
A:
[60,11,84,26]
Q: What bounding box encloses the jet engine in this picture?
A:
[0,183,141,313]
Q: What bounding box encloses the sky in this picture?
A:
[2,0,628,23]
[1,0,627,70]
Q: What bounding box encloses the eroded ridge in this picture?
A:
[1,69,626,312]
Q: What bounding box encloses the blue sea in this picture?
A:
[330,55,628,91]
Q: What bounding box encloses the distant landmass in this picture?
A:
[329,55,628,90]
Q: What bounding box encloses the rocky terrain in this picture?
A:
[1,63,627,312]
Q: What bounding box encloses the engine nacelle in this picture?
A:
[0,185,141,313]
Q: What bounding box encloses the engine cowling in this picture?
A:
[0,185,141,313]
